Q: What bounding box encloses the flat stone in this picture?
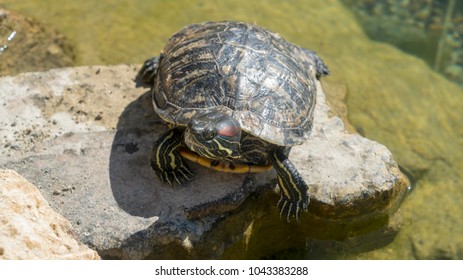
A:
[0,65,408,259]
[0,169,100,260]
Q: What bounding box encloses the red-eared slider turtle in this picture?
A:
[138,21,329,221]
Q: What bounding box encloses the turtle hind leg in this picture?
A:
[137,56,160,86]
[302,49,329,79]
[150,128,194,185]
[268,147,309,222]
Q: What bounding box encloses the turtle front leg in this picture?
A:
[150,128,194,185]
[268,147,309,221]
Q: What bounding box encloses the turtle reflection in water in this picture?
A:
[138,21,329,221]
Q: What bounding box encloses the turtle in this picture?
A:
[138,21,329,221]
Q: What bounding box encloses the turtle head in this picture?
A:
[184,111,242,161]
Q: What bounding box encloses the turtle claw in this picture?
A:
[269,147,310,222]
[150,129,196,186]
[278,195,309,222]
[151,159,194,186]
[177,165,194,181]
[171,164,195,185]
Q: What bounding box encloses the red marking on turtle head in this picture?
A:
[218,125,240,137]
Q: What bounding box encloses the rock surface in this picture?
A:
[0,65,407,259]
[0,169,100,260]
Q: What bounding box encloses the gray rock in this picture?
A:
[0,65,408,259]
[0,169,100,260]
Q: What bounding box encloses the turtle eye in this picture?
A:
[203,128,217,141]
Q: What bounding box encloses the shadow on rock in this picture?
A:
[109,90,164,218]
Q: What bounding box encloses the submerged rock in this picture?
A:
[0,65,407,259]
[0,169,99,260]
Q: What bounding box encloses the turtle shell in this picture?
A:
[152,21,324,146]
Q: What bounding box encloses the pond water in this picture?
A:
[342,0,463,87]
[1,0,462,259]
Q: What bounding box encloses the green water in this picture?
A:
[1,0,340,66]
[1,0,462,259]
